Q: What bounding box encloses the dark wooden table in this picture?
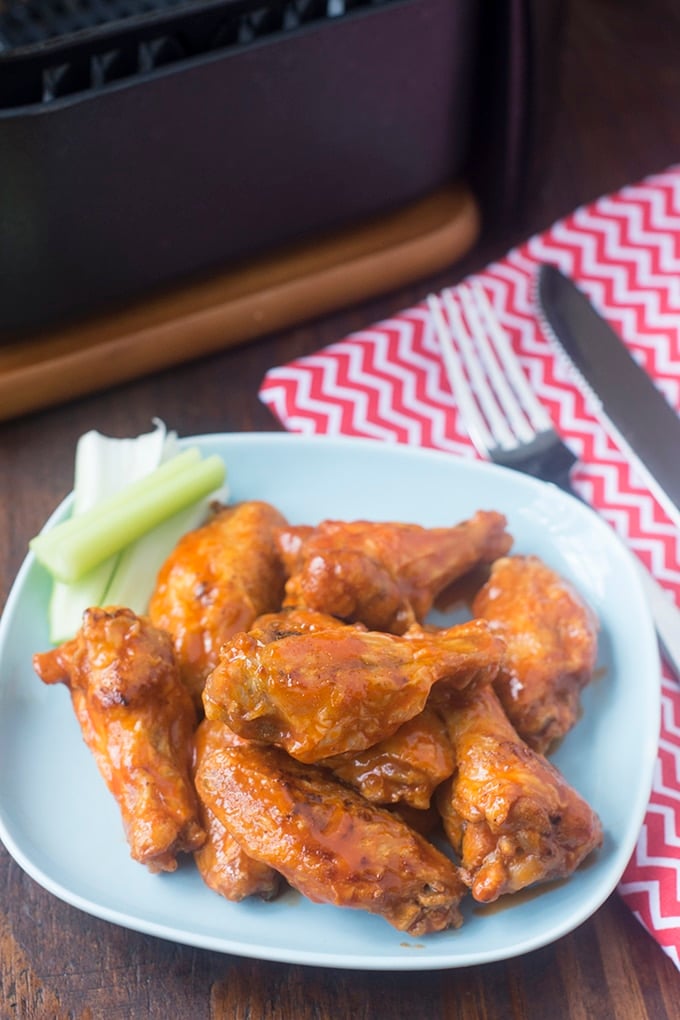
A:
[2,1,680,1016]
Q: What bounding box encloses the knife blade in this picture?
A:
[536,262,680,679]
[536,263,680,531]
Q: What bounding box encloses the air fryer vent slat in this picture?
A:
[0,0,395,109]
[2,0,196,46]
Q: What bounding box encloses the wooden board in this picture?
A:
[0,183,479,421]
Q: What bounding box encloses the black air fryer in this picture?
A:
[0,0,563,336]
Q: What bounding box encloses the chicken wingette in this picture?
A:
[33,606,205,872]
[322,704,455,810]
[436,686,603,902]
[472,555,598,753]
[195,742,468,935]
[148,500,288,707]
[193,719,281,902]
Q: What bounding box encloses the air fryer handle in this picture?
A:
[467,0,566,225]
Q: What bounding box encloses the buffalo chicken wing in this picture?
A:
[278,511,512,633]
[33,607,205,872]
[192,719,281,901]
[472,555,598,753]
[437,686,603,902]
[195,742,468,935]
[202,618,505,763]
[322,704,455,810]
[148,500,288,706]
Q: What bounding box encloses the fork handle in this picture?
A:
[495,433,578,493]
[558,475,680,682]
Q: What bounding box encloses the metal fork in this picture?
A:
[427,280,680,679]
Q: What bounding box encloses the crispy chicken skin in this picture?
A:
[278,511,512,633]
[472,555,598,753]
[322,704,455,810]
[32,607,205,873]
[202,618,505,763]
[192,719,281,902]
[148,500,288,706]
[436,687,603,903]
[195,742,468,935]
[247,606,360,642]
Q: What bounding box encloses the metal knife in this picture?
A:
[536,263,680,528]
[536,262,680,678]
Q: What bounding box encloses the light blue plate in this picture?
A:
[0,433,660,970]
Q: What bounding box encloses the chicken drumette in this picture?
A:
[148,500,288,706]
[277,511,512,633]
[195,741,468,935]
[472,555,598,753]
[33,606,205,872]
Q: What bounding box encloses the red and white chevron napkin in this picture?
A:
[259,165,680,970]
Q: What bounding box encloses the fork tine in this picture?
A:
[427,293,497,455]
[460,283,536,445]
[440,288,516,451]
[430,283,582,500]
[470,282,553,435]
[429,282,558,459]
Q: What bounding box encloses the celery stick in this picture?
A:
[102,486,229,614]
[30,450,225,583]
[73,420,172,512]
[34,448,202,549]
[31,448,201,573]
[48,420,173,643]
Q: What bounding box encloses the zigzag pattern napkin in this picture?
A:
[259,166,680,970]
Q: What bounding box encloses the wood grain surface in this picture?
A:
[2,1,680,1016]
